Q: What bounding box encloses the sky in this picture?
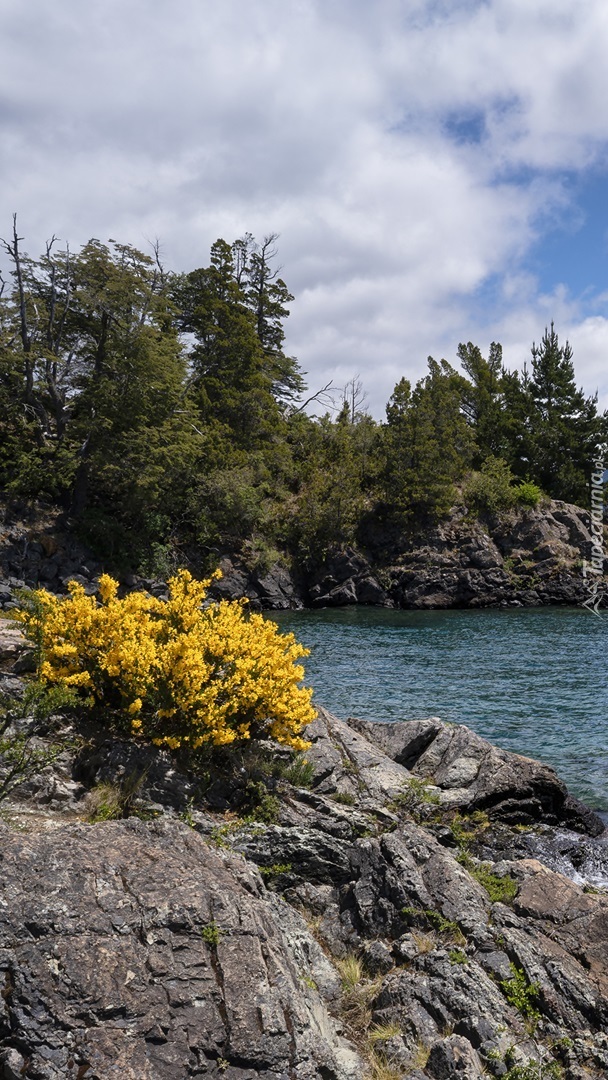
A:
[2,0,608,417]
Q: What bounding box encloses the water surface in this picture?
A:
[270,607,608,809]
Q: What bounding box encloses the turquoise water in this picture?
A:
[270,607,608,810]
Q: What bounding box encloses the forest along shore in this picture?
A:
[0,496,600,612]
[1,679,608,1078]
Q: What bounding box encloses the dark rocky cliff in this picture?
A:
[0,498,600,612]
[1,646,608,1080]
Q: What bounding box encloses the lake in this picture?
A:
[270,606,608,810]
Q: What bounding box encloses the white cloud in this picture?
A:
[1,0,608,415]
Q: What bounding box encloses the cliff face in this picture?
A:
[207,500,598,610]
[1,689,608,1079]
[0,498,600,612]
[296,499,596,610]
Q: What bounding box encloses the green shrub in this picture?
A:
[458,854,518,904]
[449,809,490,847]
[333,791,356,806]
[0,683,76,805]
[247,790,281,824]
[201,920,223,947]
[515,481,543,508]
[391,777,440,821]
[259,862,292,877]
[282,752,315,788]
[463,457,518,514]
[500,964,541,1022]
[448,948,468,965]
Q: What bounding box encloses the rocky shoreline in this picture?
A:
[2,653,608,1079]
[0,498,600,613]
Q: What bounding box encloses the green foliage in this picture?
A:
[401,906,465,944]
[500,964,541,1022]
[0,218,603,571]
[383,359,475,522]
[463,456,519,514]
[502,1048,562,1080]
[281,752,315,789]
[259,862,292,877]
[290,407,371,561]
[391,777,441,821]
[243,785,281,824]
[459,856,519,904]
[209,820,244,849]
[332,791,356,805]
[515,481,543,507]
[0,682,77,804]
[458,341,507,464]
[448,948,468,965]
[179,798,196,828]
[201,920,223,947]
[448,808,490,847]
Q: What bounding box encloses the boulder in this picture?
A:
[347,716,606,834]
[207,556,303,610]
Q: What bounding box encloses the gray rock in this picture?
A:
[0,1048,27,1080]
[426,1035,485,1077]
[304,707,411,805]
[2,701,608,1077]
[349,716,605,833]
[0,818,363,1079]
[208,556,303,610]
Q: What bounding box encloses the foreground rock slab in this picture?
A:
[3,707,608,1078]
[0,819,360,1080]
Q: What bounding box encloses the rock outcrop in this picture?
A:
[307,501,599,610]
[1,498,601,612]
[2,701,608,1078]
[0,819,360,1080]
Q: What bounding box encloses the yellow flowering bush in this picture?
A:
[18,570,315,751]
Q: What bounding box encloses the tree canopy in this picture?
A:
[1,219,605,570]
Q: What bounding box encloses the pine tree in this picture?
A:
[524,323,604,503]
[457,341,507,464]
[235,233,306,404]
[383,360,474,521]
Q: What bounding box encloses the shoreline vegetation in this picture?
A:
[0,226,606,604]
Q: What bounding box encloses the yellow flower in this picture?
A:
[21,568,315,751]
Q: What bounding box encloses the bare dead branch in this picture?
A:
[290,381,337,414]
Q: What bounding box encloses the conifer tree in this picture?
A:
[524,323,604,503]
[384,359,474,521]
[457,341,507,464]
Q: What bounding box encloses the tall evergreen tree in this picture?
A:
[172,239,286,447]
[457,341,507,464]
[0,227,200,553]
[524,323,604,503]
[235,233,306,404]
[383,359,474,521]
